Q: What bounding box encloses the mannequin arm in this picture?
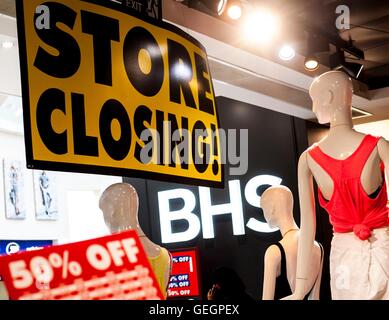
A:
[163,253,173,297]
[262,245,281,300]
[282,151,316,299]
[378,138,389,186]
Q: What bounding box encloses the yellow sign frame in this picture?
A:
[16,0,223,187]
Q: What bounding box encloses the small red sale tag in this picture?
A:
[0,230,164,300]
[167,249,200,298]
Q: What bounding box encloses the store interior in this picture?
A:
[0,0,389,300]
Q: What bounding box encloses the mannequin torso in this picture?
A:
[139,235,164,258]
[99,183,172,298]
[265,231,322,300]
[278,231,321,295]
[307,128,383,201]
[261,186,323,300]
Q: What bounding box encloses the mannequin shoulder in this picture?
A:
[156,246,169,258]
[298,150,312,172]
[378,138,389,161]
[264,245,281,265]
[160,247,173,264]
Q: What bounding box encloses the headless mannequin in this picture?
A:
[99,183,171,297]
[261,186,322,300]
[285,70,389,299]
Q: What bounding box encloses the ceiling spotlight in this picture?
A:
[303,34,328,71]
[279,45,295,61]
[227,3,242,20]
[342,62,364,79]
[330,50,364,79]
[2,41,14,49]
[304,54,319,71]
[190,0,228,16]
[333,61,364,79]
[243,10,278,43]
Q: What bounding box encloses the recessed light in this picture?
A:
[279,45,295,61]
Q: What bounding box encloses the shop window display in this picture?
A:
[0,0,389,309]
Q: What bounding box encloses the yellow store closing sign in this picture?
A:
[16,0,223,187]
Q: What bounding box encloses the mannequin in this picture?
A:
[261,186,323,300]
[99,183,171,298]
[285,70,389,300]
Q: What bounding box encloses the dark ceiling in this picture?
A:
[0,0,16,18]
[189,0,389,90]
[1,0,388,89]
[336,0,389,89]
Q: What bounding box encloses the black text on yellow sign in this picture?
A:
[16,0,223,187]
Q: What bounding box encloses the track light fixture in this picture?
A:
[191,0,228,16]
[216,0,228,15]
[330,50,364,79]
[303,34,328,71]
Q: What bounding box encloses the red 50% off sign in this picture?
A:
[0,230,163,300]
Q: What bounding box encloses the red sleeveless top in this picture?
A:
[308,134,389,241]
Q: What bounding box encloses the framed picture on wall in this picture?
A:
[3,159,26,220]
[33,170,59,221]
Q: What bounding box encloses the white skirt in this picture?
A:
[330,227,389,300]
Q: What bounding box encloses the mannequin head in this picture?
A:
[309,71,353,125]
[99,182,140,234]
[260,186,295,230]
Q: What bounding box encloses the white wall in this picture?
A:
[0,130,121,242]
[0,36,20,97]
[0,15,123,244]
[0,131,64,240]
[0,15,20,97]
[355,120,389,140]
[65,191,110,244]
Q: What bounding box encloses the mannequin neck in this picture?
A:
[328,121,353,138]
[277,214,298,237]
[328,103,353,132]
[330,118,353,129]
